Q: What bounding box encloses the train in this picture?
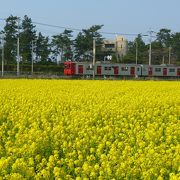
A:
[64,61,180,78]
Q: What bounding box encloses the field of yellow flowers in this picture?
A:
[0,80,179,179]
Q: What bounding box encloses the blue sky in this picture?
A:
[0,0,179,41]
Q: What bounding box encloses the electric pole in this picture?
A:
[17,18,20,76]
[148,29,152,65]
[31,40,36,75]
[135,40,138,65]
[168,46,172,64]
[93,38,96,79]
[1,34,4,77]
[162,56,165,64]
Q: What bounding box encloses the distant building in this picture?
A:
[102,35,128,60]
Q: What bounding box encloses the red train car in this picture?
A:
[64,61,180,78]
[64,61,76,75]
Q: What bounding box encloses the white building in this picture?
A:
[102,35,128,60]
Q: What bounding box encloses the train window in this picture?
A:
[169,68,175,72]
[155,68,161,72]
[86,65,93,70]
[104,67,111,70]
[78,65,83,74]
[121,67,128,71]
[137,67,140,71]
[64,64,70,69]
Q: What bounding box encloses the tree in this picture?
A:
[74,25,104,61]
[151,29,174,64]
[35,32,51,63]
[20,15,36,64]
[156,28,171,48]
[171,32,180,63]
[2,15,19,64]
[51,29,73,63]
[123,34,147,64]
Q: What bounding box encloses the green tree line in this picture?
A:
[123,30,180,65]
[0,15,180,66]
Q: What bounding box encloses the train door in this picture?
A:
[114,66,119,75]
[177,68,180,76]
[130,67,135,76]
[97,66,102,75]
[148,67,152,76]
[163,68,167,76]
[78,65,83,74]
[71,63,76,75]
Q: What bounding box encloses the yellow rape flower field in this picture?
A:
[0,80,179,179]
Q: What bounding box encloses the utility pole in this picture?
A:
[135,40,138,65]
[17,18,20,76]
[162,56,165,64]
[168,46,171,64]
[93,38,96,79]
[1,34,4,77]
[31,40,36,75]
[148,29,153,65]
[115,36,119,62]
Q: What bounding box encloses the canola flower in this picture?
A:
[0,79,179,179]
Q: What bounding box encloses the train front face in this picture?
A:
[64,62,76,75]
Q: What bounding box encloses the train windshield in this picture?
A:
[64,64,71,69]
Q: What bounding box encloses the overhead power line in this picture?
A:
[100,31,148,36]
[32,21,82,32]
[33,21,148,37]
[1,17,149,37]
